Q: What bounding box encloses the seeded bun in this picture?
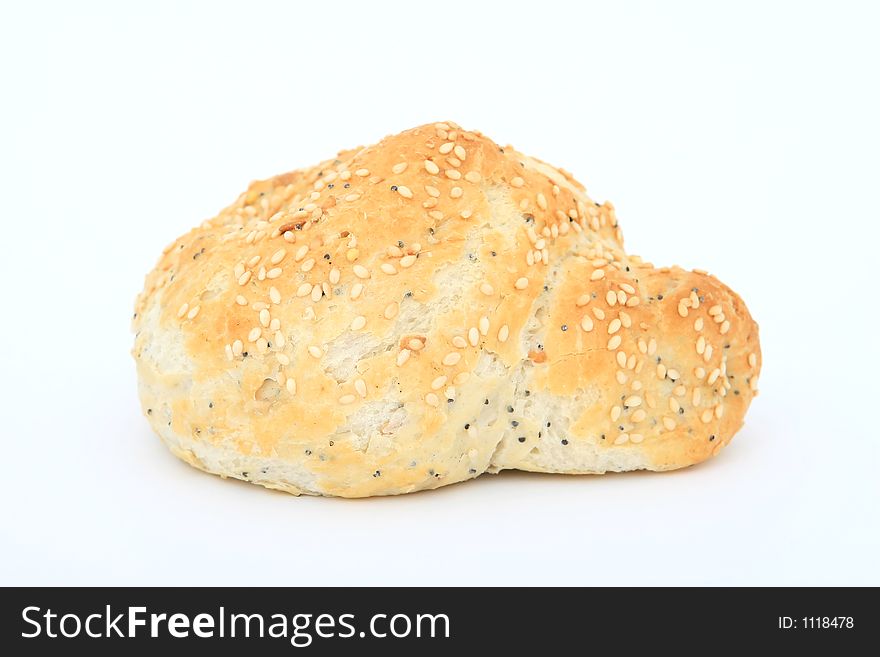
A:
[132,121,761,497]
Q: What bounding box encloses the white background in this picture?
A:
[1,1,878,586]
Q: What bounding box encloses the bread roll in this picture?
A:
[132,121,761,497]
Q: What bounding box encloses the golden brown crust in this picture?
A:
[132,121,761,497]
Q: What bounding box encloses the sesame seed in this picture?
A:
[453,144,466,160]
[442,352,462,366]
[264,267,280,279]
[465,171,481,183]
[396,349,411,367]
[349,315,366,331]
[614,433,630,445]
[515,277,529,290]
[648,338,657,355]
[480,282,495,296]
[400,255,417,268]
[270,248,286,265]
[346,248,359,262]
[382,301,400,319]
[286,379,296,395]
[694,317,704,331]
[248,327,261,342]
[450,186,463,199]
[428,210,444,220]
[715,404,724,419]
[274,330,285,347]
[176,302,189,318]
[707,368,721,385]
[696,335,706,354]
[677,303,689,318]
[748,352,757,368]
[235,295,248,306]
[350,282,364,300]
[624,395,642,408]
[693,388,702,405]
[425,160,440,175]
[294,245,309,262]
[590,269,605,281]
[329,268,340,284]
[380,263,397,275]
[606,290,617,306]
[276,353,290,366]
[611,406,622,421]
[384,302,399,319]
[269,287,281,304]
[396,185,413,199]
[616,351,627,367]
[537,193,548,210]
[708,304,723,316]
[301,258,315,272]
[425,185,440,197]
[669,397,681,413]
[232,339,243,356]
[431,375,447,390]
[657,363,667,379]
[630,433,644,444]
[353,264,370,279]
[631,409,646,423]
[479,316,489,336]
[259,309,270,327]
[581,316,594,332]
[425,392,440,407]
[576,294,591,307]
[667,368,681,381]
[511,177,525,188]
[663,416,677,431]
[225,344,233,361]
[468,327,480,347]
[452,336,468,349]
[592,307,606,320]
[408,338,423,350]
[439,142,454,154]
[608,318,622,334]
[607,335,622,350]
[355,168,370,177]
[720,320,730,334]
[701,409,714,424]
[296,283,312,297]
[498,324,510,343]
[237,271,252,286]
[308,345,322,359]
[392,162,408,175]
[355,379,367,398]
[344,193,360,202]
[339,394,356,405]
[283,231,296,242]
